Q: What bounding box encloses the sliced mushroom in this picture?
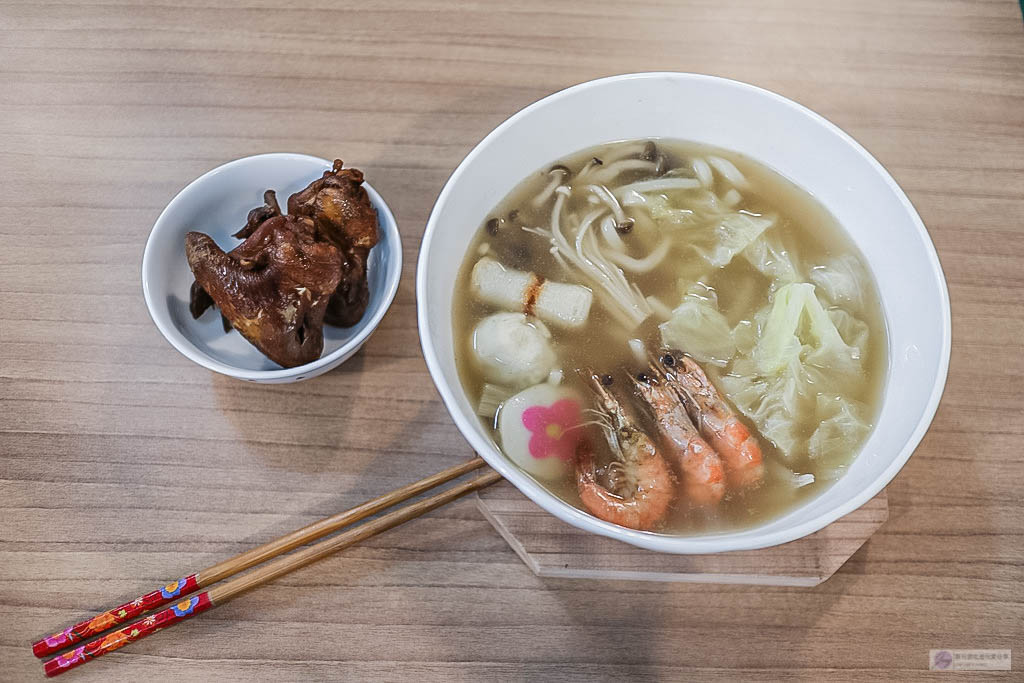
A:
[531,165,571,208]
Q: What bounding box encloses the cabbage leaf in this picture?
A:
[643,192,774,268]
[644,190,724,229]
[808,394,870,463]
[809,254,867,312]
[828,307,869,361]
[752,283,861,378]
[659,294,736,365]
[699,212,775,268]
[718,282,867,461]
[742,229,801,284]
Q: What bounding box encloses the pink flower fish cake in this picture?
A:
[498,383,582,481]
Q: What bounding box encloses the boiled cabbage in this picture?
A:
[699,212,775,268]
[808,394,870,463]
[718,282,867,461]
[644,189,724,229]
[753,282,861,379]
[643,192,774,268]
[809,254,867,312]
[659,294,736,365]
[720,355,825,458]
[742,229,801,284]
[764,456,816,496]
[732,319,758,356]
[828,307,869,361]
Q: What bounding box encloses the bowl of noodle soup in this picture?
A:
[417,73,950,554]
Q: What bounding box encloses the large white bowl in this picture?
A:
[417,73,950,554]
[143,153,402,383]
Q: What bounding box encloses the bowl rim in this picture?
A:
[142,152,403,381]
[416,72,952,553]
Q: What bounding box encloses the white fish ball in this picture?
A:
[471,313,557,388]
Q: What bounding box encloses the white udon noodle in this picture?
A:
[523,186,653,329]
[707,155,749,189]
[584,158,657,186]
[522,150,748,330]
[606,236,671,273]
[691,157,713,187]
[583,187,670,273]
[576,140,649,180]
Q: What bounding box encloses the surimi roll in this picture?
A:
[470,257,592,329]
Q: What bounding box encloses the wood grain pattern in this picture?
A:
[1,0,1022,680]
[477,483,888,586]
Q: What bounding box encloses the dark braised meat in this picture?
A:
[290,160,378,328]
[185,215,342,368]
[325,247,369,327]
[185,159,381,367]
[186,281,236,333]
[188,279,215,319]
[288,160,379,251]
[233,190,282,240]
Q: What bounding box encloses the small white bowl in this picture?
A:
[143,153,402,383]
[417,73,951,554]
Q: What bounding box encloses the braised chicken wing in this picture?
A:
[184,159,381,367]
[185,216,342,368]
[288,160,379,251]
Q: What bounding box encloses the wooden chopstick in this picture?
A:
[32,456,487,659]
[42,467,501,677]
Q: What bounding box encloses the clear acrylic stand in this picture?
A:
[477,481,887,586]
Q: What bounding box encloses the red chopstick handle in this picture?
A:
[42,592,213,677]
[32,573,200,658]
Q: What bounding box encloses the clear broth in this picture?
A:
[453,138,887,535]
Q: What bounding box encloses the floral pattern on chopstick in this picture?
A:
[171,596,201,617]
[50,646,85,671]
[32,573,200,658]
[43,592,213,677]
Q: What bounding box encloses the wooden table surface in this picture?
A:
[2,1,1022,680]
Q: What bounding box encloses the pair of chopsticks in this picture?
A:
[33,456,499,677]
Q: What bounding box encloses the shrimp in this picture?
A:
[654,350,765,489]
[574,370,675,531]
[631,364,726,506]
